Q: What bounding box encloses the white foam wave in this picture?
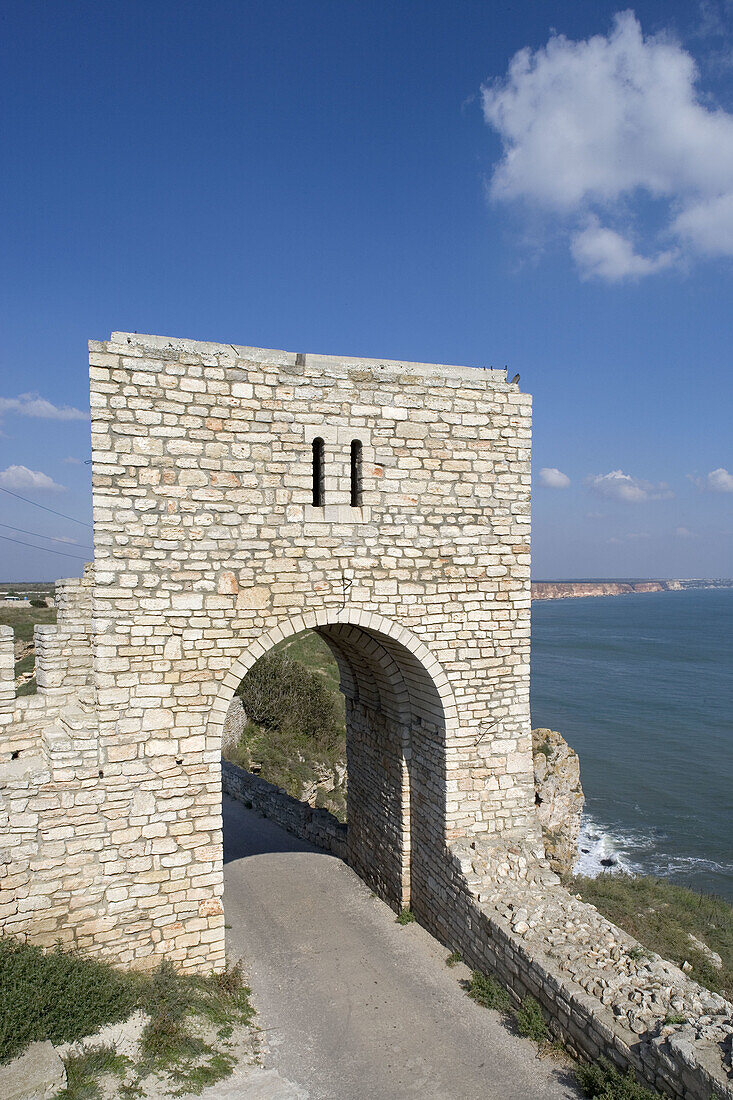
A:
[574,815,643,877]
[574,814,733,886]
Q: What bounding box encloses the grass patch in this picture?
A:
[570,874,732,999]
[169,1049,237,1096]
[137,959,254,1075]
[467,970,511,1012]
[14,653,35,678]
[0,603,56,644]
[445,951,462,968]
[575,1057,660,1099]
[58,1044,129,1100]
[396,908,415,926]
[277,630,343,694]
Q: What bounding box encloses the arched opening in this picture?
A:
[215,612,454,918]
[311,437,325,507]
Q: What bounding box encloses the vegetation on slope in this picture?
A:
[223,636,347,820]
[571,873,732,1000]
[0,938,255,1096]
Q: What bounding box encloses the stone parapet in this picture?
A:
[222,760,347,859]
[439,837,733,1100]
[0,625,14,716]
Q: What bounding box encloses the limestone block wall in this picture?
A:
[345,699,407,907]
[34,566,95,702]
[0,569,109,951]
[440,836,733,1100]
[80,331,535,968]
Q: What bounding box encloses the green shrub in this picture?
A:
[396,908,415,925]
[445,951,462,968]
[467,971,511,1012]
[225,650,347,813]
[575,1057,659,1099]
[237,652,343,751]
[515,996,548,1042]
[0,939,141,1063]
[30,598,47,608]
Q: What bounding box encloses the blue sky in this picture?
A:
[0,0,731,581]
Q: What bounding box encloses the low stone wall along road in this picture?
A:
[222,795,578,1100]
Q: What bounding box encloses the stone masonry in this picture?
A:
[1,332,536,969]
[0,331,731,1097]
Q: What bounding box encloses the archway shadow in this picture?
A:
[222,793,341,864]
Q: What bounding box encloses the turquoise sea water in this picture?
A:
[530,588,733,900]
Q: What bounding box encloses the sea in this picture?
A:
[530,587,733,901]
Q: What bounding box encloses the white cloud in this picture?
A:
[676,526,696,537]
[0,393,88,421]
[0,465,65,492]
[586,469,672,503]
[481,11,733,278]
[673,191,733,256]
[697,466,733,491]
[571,219,677,281]
[63,456,82,465]
[608,531,651,543]
[538,466,571,488]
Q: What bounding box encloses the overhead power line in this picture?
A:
[0,522,93,552]
[0,485,93,529]
[0,533,89,561]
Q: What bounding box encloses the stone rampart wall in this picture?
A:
[222,759,346,858]
[432,836,733,1100]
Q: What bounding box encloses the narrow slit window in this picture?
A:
[350,439,363,508]
[312,437,325,506]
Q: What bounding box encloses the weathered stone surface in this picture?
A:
[532,727,584,877]
[221,696,246,758]
[0,1042,66,1100]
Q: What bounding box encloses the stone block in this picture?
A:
[0,1042,66,1100]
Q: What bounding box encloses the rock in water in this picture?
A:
[532,728,584,878]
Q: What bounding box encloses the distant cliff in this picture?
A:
[531,580,681,601]
[532,578,732,601]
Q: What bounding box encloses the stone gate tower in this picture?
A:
[2,332,535,971]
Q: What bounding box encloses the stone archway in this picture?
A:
[210,610,458,917]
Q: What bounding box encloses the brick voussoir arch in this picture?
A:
[207,609,459,743]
